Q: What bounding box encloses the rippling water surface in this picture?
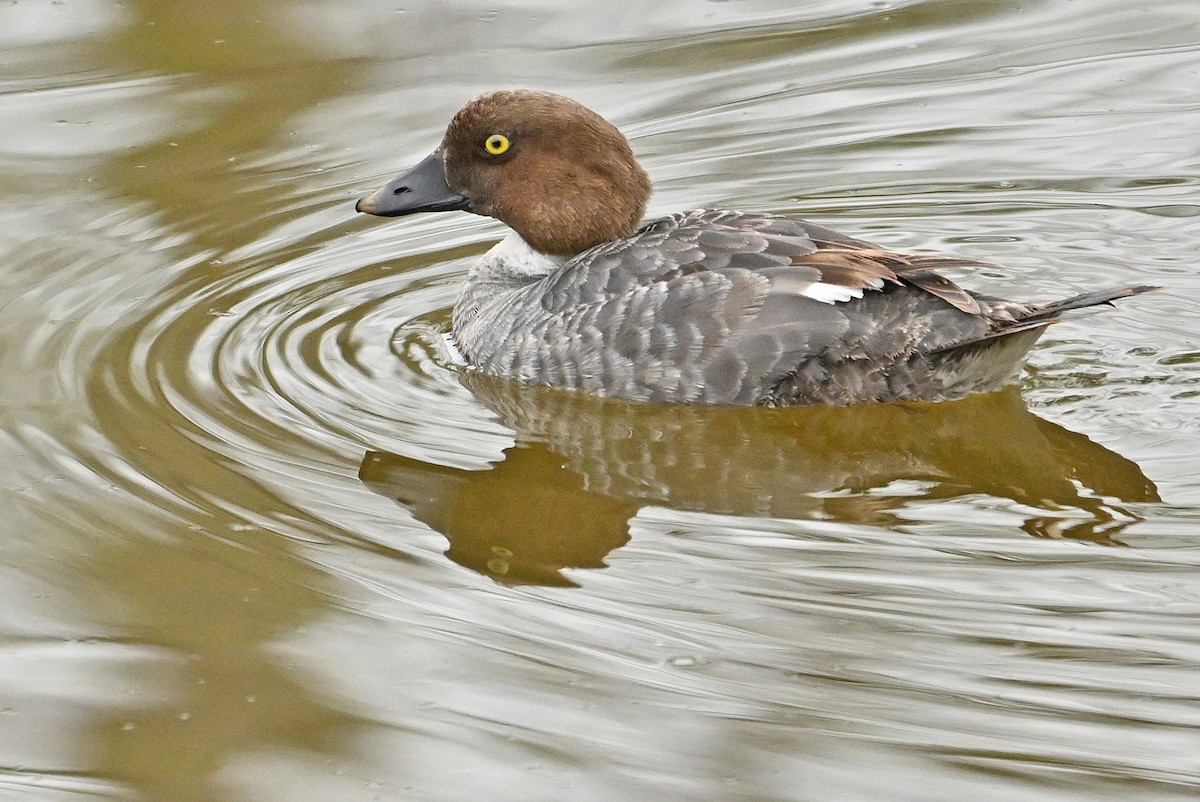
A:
[2,0,1199,799]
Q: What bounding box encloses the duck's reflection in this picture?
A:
[360,379,1158,586]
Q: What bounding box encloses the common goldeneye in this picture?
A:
[356,89,1155,406]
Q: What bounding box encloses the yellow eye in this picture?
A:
[484,134,510,155]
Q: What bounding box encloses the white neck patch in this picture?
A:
[478,232,565,279]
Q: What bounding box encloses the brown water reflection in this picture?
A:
[29,3,372,799]
[81,532,371,802]
[103,0,356,246]
[362,384,1158,586]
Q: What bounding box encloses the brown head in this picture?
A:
[356,90,652,256]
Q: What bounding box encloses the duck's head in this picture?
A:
[356,89,652,257]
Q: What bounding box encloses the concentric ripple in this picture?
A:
[68,213,530,550]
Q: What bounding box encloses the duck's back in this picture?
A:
[452,210,1055,405]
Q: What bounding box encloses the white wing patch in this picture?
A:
[798,276,886,304]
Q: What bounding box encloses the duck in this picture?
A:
[355,89,1155,406]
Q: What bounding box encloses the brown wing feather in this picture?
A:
[896,254,987,314]
[796,239,985,315]
[793,247,903,288]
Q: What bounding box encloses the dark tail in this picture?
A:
[932,284,1159,356]
[1018,284,1159,324]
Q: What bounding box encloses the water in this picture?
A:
[2,0,1199,799]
